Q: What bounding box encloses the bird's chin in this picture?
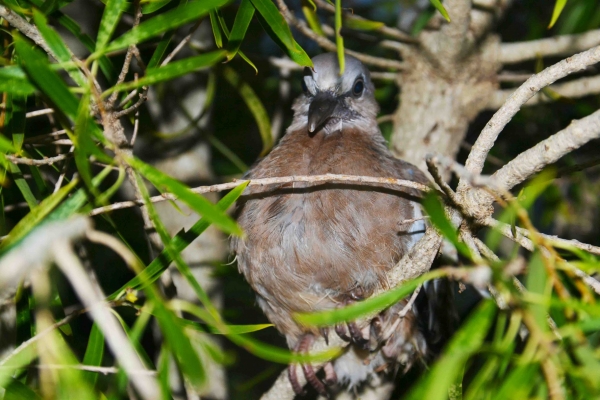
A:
[313,118,342,135]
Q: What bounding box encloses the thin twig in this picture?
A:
[6,153,72,166]
[88,174,432,216]
[31,364,157,376]
[107,1,142,108]
[160,20,202,67]
[26,108,54,118]
[274,0,405,70]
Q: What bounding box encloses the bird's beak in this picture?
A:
[308,92,339,133]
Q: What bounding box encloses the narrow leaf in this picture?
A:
[223,67,272,156]
[106,50,227,95]
[128,157,242,235]
[406,301,496,400]
[226,0,255,61]
[251,0,313,67]
[429,0,450,22]
[14,34,79,120]
[96,0,128,50]
[0,178,78,250]
[108,182,248,300]
[335,0,344,75]
[100,0,231,55]
[548,0,568,28]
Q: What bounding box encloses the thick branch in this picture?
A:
[460,45,600,184]
[488,74,600,109]
[500,29,600,64]
[492,108,600,191]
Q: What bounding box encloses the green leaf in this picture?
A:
[134,172,219,322]
[106,50,227,95]
[406,300,496,400]
[209,323,273,334]
[215,10,258,73]
[295,270,444,326]
[334,0,344,75]
[14,34,79,120]
[82,324,105,388]
[32,9,86,87]
[548,0,568,28]
[96,0,128,50]
[226,0,255,61]
[46,166,112,223]
[141,0,172,14]
[302,4,324,36]
[0,67,36,96]
[526,251,549,331]
[344,17,385,31]
[100,0,232,55]
[0,178,78,251]
[128,157,242,235]
[108,182,248,300]
[223,67,272,156]
[4,377,42,400]
[209,10,224,48]
[9,163,38,209]
[73,93,98,195]
[422,193,472,258]
[429,0,450,22]
[251,0,312,67]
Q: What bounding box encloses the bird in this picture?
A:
[232,53,453,397]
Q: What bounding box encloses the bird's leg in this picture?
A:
[288,334,328,397]
[323,361,338,386]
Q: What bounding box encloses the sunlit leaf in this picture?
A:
[96,0,128,50]
[335,0,344,75]
[128,156,242,235]
[0,178,78,251]
[14,34,79,120]
[295,269,444,326]
[429,0,450,22]
[226,0,255,61]
[100,0,231,55]
[106,50,226,95]
[406,300,496,400]
[422,193,472,258]
[108,182,248,300]
[549,0,568,28]
[251,0,312,67]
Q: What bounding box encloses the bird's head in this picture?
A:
[293,53,379,134]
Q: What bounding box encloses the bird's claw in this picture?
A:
[288,334,335,397]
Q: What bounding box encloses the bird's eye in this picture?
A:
[301,79,308,94]
[353,79,364,97]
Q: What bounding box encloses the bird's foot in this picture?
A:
[334,294,371,349]
[288,334,336,397]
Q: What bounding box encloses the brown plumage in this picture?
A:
[232,54,449,395]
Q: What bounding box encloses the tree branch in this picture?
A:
[491,107,600,191]
[500,29,600,64]
[0,6,57,60]
[88,174,432,216]
[488,74,600,109]
[459,45,600,185]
